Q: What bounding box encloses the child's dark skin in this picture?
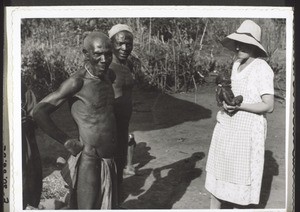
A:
[215,72,243,115]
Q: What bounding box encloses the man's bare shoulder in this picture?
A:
[127,59,134,71]
[107,68,116,83]
[62,70,86,94]
[71,69,86,78]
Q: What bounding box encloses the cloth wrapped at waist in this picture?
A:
[61,151,117,189]
[61,152,82,189]
[61,151,118,209]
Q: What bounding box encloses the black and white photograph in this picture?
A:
[4,6,294,211]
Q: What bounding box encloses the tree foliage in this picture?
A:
[21,18,286,99]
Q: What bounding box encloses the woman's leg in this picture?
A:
[210,194,222,209]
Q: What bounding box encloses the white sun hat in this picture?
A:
[221,20,268,57]
[108,24,133,38]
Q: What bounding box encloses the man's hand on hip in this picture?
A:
[64,138,84,156]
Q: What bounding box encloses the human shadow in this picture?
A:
[254,150,279,209]
[133,142,157,170]
[120,142,156,203]
[130,89,212,132]
[223,150,279,209]
[121,168,153,204]
[122,152,205,209]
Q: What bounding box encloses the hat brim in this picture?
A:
[221,33,268,57]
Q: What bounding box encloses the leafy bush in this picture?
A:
[21,18,286,98]
[22,46,69,101]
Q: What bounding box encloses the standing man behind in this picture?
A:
[33,32,118,209]
[108,24,136,201]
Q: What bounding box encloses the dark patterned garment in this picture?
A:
[22,82,42,209]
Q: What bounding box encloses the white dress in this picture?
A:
[205,58,274,205]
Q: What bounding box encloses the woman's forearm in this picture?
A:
[239,94,274,114]
[224,94,274,115]
[239,102,273,114]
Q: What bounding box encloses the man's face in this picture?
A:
[112,31,133,62]
[86,38,113,77]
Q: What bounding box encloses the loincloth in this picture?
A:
[61,151,118,209]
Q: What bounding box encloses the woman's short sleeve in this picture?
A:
[256,60,274,96]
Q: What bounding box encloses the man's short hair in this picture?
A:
[83,31,111,50]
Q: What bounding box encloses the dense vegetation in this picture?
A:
[21,18,286,101]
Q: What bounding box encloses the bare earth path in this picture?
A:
[36,83,286,210]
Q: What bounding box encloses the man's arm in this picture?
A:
[33,77,83,145]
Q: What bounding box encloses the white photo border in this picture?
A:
[4,6,294,212]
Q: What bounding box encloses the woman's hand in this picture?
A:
[222,101,239,114]
[223,94,274,115]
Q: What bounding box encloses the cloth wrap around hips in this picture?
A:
[61,151,118,209]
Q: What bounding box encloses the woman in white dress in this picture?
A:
[205,20,274,209]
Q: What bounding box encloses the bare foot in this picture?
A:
[64,139,83,156]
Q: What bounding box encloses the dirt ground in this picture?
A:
[35,82,286,210]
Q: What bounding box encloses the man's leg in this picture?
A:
[77,149,101,209]
[124,133,136,175]
[115,120,129,184]
[114,119,129,206]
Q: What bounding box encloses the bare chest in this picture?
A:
[73,79,114,110]
[110,62,134,89]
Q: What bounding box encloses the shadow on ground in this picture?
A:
[130,90,212,132]
[122,152,205,209]
[120,142,156,203]
[253,150,279,209]
[133,142,157,170]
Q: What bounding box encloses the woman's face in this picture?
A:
[235,42,256,59]
[111,31,133,62]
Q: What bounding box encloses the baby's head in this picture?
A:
[216,71,231,86]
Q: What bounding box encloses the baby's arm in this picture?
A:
[215,86,223,107]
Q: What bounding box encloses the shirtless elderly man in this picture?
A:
[33,32,118,209]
